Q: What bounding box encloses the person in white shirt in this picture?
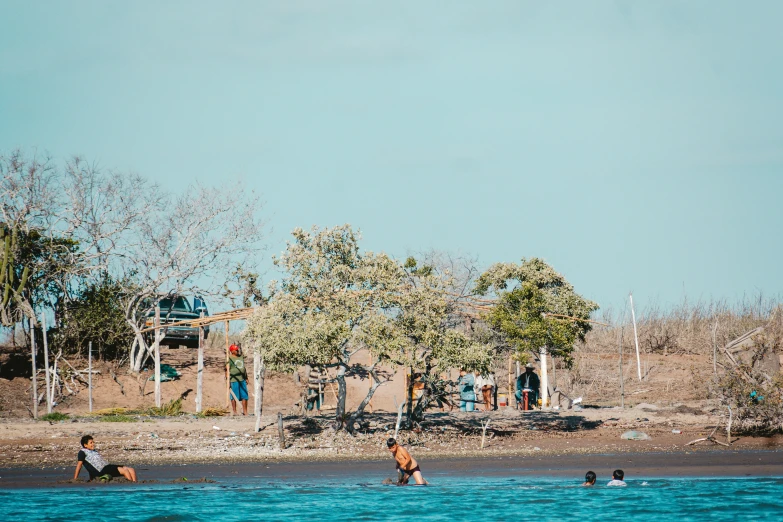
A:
[606,469,627,486]
[474,372,496,411]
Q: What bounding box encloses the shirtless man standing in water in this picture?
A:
[387,437,427,485]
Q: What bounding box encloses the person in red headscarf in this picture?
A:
[226,343,249,415]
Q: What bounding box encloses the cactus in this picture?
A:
[0,225,30,320]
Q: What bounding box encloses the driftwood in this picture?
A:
[480,418,492,449]
[687,406,733,447]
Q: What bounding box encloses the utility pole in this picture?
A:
[618,327,624,408]
[196,312,204,413]
[629,293,642,382]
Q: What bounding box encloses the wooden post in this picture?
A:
[88,341,93,413]
[154,305,161,408]
[406,366,413,423]
[712,319,718,377]
[42,314,52,414]
[629,293,642,382]
[539,346,549,409]
[196,312,204,413]
[224,321,230,408]
[318,379,323,412]
[277,412,285,449]
[507,355,512,408]
[30,317,37,419]
[618,326,624,409]
[254,350,264,432]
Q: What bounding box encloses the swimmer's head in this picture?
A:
[613,469,624,480]
[584,471,596,484]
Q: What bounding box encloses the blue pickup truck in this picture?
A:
[145,295,210,348]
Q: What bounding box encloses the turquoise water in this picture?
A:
[2,476,783,521]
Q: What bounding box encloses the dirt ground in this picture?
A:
[1,342,781,478]
[1,402,781,471]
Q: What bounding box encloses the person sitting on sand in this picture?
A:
[74,435,137,482]
[607,469,627,486]
[387,437,427,485]
[583,471,596,486]
[226,343,249,415]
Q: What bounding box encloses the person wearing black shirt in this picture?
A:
[515,363,540,410]
[74,434,137,482]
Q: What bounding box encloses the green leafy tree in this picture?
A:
[392,258,492,424]
[474,258,599,366]
[244,225,406,431]
[244,231,493,431]
[51,274,136,360]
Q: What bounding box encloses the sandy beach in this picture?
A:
[3,450,783,489]
[2,405,781,488]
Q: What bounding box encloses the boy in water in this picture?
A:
[386,438,427,485]
[74,435,137,482]
[582,471,596,486]
[607,469,627,486]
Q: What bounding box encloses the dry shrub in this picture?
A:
[714,326,783,434]
[559,296,783,405]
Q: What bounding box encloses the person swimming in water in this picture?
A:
[386,437,427,485]
[582,471,596,486]
[607,469,627,486]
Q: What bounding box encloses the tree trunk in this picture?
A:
[130,326,152,373]
[346,378,383,434]
[405,366,414,427]
[334,364,347,429]
[411,386,432,423]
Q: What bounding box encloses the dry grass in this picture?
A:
[559,295,783,407]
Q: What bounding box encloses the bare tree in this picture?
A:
[3,149,267,376]
[0,149,59,326]
[119,182,266,372]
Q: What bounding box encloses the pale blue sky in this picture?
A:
[2,1,782,313]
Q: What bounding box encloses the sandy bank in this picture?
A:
[2,450,782,489]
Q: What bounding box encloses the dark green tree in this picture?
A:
[474,258,599,366]
[51,274,136,360]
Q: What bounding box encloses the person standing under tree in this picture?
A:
[457,369,476,412]
[474,372,496,411]
[226,343,249,415]
[516,363,540,410]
